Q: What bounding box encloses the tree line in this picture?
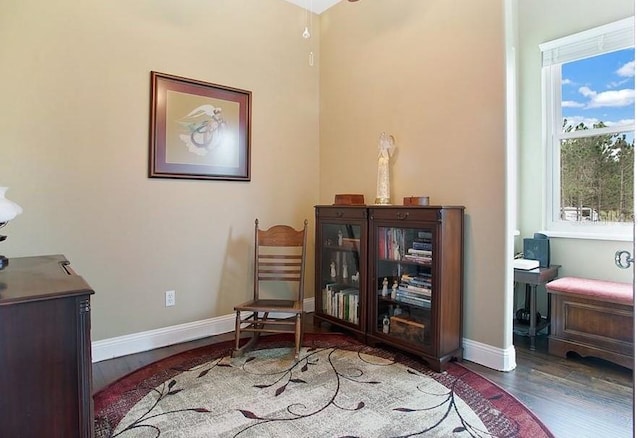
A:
[561,121,634,223]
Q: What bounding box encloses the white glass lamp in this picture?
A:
[0,187,23,270]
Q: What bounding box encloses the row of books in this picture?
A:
[378,228,406,260]
[323,284,359,324]
[378,228,434,263]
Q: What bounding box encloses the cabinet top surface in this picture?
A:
[315,205,465,210]
[0,254,94,305]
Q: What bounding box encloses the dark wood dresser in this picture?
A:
[0,255,95,438]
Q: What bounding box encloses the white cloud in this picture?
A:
[562,78,573,85]
[588,89,634,108]
[606,118,635,127]
[562,100,584,108]
[564,116,601,128]
[564,115,634,129]
[617,61,635,78]
[579,86,597,98]
[578,86,634,108]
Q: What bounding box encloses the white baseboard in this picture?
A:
[92,297,316,363]
[93,297,517,372]
[462,337,517,371]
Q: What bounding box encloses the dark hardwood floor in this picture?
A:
[93,317,633,438]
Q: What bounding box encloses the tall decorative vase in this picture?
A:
[375,132,396,205]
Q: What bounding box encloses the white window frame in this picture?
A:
[540,17,635,242]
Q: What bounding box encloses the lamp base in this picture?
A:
[0,255,7,271]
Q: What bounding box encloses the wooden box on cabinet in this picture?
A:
[313,205,464,372]
[0,255,95,438]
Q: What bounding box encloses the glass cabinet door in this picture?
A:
[318,222,362,326]
[373,226,434,349]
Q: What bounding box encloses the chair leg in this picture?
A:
[233,311,261,358]
[233,310,242,356]
[294,313,302,359]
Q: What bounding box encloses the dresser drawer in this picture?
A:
[369,207,442,223]
[315,206,367,221]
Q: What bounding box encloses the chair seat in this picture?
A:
[234,299,302,313]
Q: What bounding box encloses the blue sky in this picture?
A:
[562,47,635,132]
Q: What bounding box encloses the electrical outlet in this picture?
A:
[165,290,176,307]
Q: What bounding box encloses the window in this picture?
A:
[540,17,634,241]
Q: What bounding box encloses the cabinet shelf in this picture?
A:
[314,205,464,372]
[378,258,432,267]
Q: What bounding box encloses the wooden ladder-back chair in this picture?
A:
[233,218,308,359]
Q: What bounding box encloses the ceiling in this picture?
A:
[282,0,342,14]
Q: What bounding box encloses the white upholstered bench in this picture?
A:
[545,277,633,369]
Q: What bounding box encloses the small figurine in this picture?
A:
[330,261,337,279]
[393,242,401,260]
[342,262,348,279]
[338,230,343,246]
[381,277,389,296]
[351,271,360,286]
[391,280,398,299]
[393,305,402,316]
[382,315,390,334]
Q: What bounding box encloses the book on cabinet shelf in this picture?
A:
[323,283,359,324]
[394,291,431,309]
[378,228,406,260]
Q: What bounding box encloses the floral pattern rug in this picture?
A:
[94,334,554,437]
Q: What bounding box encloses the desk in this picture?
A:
[513,265,560,350]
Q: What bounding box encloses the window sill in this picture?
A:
[540,229,633,242]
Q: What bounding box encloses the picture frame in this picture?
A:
[149,71,252,181]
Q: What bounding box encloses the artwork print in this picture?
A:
[149,72,252,181]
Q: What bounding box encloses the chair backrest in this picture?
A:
[253,219,308,302]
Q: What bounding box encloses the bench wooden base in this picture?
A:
[546,277,633,370]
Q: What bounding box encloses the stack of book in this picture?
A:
[403,234,432,264]
[396,273,432,308]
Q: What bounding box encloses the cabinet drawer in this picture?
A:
[315,206,367,220]
[370,207,441,223]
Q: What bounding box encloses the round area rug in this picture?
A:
[94,334,553,437]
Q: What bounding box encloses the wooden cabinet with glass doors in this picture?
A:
[314,205,464,371]
[314,206,367,337]
[368,206,464,371]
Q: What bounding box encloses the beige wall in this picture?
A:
[517,0,634,283]
[0,0,320,340]
[2,0,565,354]
[319,0,510,348]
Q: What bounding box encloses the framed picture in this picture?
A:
[149,71,252,181]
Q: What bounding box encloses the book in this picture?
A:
[407,248,432,256]
[395,293,431,309]
[412,241,432,251]
[398,284,432,297]
[403,254,432,264]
